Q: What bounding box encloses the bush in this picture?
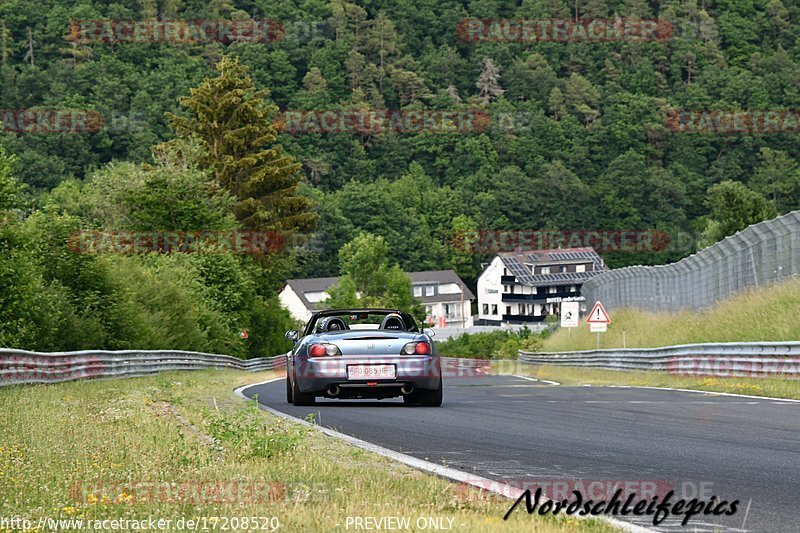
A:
[437,328,543,359]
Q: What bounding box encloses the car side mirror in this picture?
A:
[285,330,299,341]
[423,328,435,337]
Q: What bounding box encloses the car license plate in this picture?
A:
[347,364,396,380]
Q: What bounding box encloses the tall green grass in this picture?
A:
[0,370,616,532]
[542,278,800,352]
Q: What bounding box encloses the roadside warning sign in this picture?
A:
[586,301,611,324]
[560,301,580,328]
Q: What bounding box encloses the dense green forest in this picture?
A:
[1,0,799,353]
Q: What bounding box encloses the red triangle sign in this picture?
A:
[239,328,249,339]
[586,302,611,324]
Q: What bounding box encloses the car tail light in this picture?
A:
[309,344,326,356]
[309,343,341,357]
[401,342,431,355]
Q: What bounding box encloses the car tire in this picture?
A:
[291,375,315,406]
[285,374,293,403]
[420,379,443,407]
[404,380,442,407]
[402,393,420,406]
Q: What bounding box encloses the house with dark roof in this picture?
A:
[476,248,606,325]
[279,270,475,327]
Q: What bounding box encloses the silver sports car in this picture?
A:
[284,308,443,406]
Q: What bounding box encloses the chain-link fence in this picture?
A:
[582,210,800,313]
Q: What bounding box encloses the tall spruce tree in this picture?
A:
[168,55,316,236]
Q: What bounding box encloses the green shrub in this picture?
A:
[437,327,543,359]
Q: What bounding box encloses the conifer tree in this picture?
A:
[168,55,316,235]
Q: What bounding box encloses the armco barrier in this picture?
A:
[519,342,800,377]
[0,349,286,387]
[0,349,487,387]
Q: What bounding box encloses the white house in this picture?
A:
[409,270,474,328]
[278,276,339,324]
[279,270,474,327]
[476,248,606,325]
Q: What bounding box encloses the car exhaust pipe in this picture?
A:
[400,383,414,395]
[327,384,341,397]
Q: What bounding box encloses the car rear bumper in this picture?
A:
[293,355,441,393]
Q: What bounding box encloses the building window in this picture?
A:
[491,304,498,315]
[561,266,568,273]
[576,264,586,273]
[532,287,538,294]
[548,286,557,294]
[503,284,509,293]
[413,286,422,297]
[518,304,525,314]
[570,285,577,292]
[425,285,434,296]
[540,266,550,274]
[510,284,515,294]
[482,304,489,315]
[505,306,511,315]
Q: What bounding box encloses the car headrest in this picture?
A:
[324,317,348,332]
[380,314,405,331]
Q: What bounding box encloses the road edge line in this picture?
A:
[607,385,800,403]
[233,379,656,533]
[511,373,561,386]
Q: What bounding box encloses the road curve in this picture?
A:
[242,375,800,533]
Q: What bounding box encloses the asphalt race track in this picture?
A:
[242,375,800,533]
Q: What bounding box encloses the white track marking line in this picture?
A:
[608,385,800,403]
[511,374,561,386]
[233,379,656,533]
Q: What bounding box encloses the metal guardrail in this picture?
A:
[519,342,800,377]
[0,349,286,387]
[0,349,487,387]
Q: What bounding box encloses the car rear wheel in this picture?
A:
[402,393,418,406]
[291,375,315,406]
[285,374,293,403]
[420,379,443,407]
[404,379,442,407]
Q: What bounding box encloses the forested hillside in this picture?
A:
[1,0,798,353]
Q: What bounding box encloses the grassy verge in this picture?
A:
[541,278,800,353]
[0,370,617,532]
[517,278,800,399]
[496,361,800,400]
